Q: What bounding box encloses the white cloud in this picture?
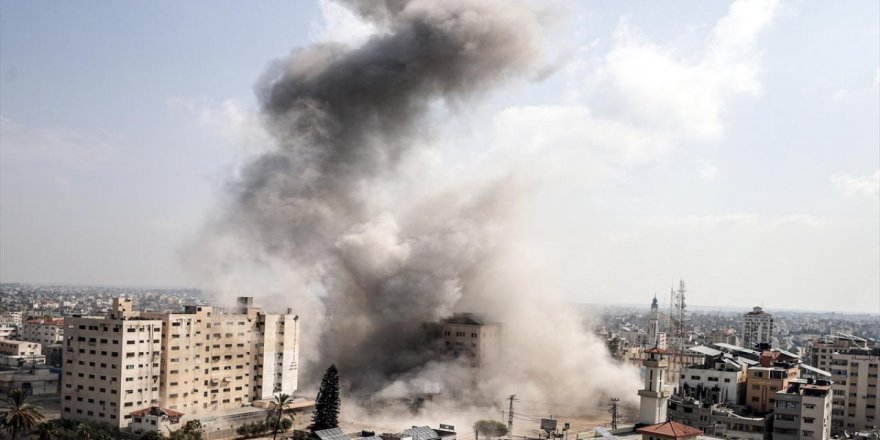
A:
[698,159,719,180]
[167,98,272,154]
[308,0,379,47]
[831,169,880,200]
[596,0,777,141]
[490,0,778,179]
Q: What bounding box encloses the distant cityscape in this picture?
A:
[0,281,878,440]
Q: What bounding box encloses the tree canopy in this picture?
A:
[473,420,508,440]
[311,364,340,432]
[0,388,45,440]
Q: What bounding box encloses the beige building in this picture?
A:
[61,297,300,430]
[745,363,799,413]
[828,347,880,434]
[440,313,500,367]
[0,339,41,357]
[22,318,65,353]
[772,379,833,440]
[809,334,867,374]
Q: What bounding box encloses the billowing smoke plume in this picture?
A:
[191,0,639,422]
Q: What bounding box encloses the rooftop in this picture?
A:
[636,421,703,439]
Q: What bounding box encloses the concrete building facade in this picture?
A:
[21,318,65,354]
[827,347,880,434]
[440,313,500,367]
[678,357,747,405]
[741,307,773,350]
[745,363,799,413]
[772,379,833,440]
[638,348,672,424]
[0,339,41,357]
[61,297,300,431]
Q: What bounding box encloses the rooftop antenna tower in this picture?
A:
[675,279,687,336]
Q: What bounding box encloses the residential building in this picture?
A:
[745,362,799,413]
[827,347,880,434]
[61,296,300,431]
[667,396,771,440]
[439,313,500,367]
[808,334,868,373]
[741,307,773,350]
[0,339,41,357]
[706,329,739,348]
[61,303,164,428]
[21,318,64,353]
[772,378,833,440]
[678,349,747,405]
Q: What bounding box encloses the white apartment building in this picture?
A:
[828,347,880,434]
[741,306,773,349]
[22,318,65,353]
[440,313,500,367]
[679,356,747,405]
[61,297,300,430]
[0,339,41,357]
[773,379,833,440]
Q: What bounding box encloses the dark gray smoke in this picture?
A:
[192,0,638,417]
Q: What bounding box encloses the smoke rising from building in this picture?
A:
[190,0,639,413]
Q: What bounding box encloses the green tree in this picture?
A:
[35,422,56,440]
[75,422,95,440]
[268,393,294,440]
[143,430,165,440]
[311,365,340,432]
[0,388,45,440]
[473,420,508,440]
[168,420,203,440]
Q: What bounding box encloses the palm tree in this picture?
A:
[0,388,45,440]
[35,422,56,440]
[268,393,294,440]
[75,422,95,440]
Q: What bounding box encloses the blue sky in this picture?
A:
[1,0,878,312]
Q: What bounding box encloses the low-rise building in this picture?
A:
[678,349,748,405]
[772,378,833,440]
[0,339,41,357]
[21,318,64,353]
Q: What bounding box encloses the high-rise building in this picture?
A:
[772,378,833,440]
[61,297,300,430]
[741,306,773,349]
[827,347,880,434]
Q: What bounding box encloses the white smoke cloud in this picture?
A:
[831,169,880,201]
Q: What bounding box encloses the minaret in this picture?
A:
[637,347,672,425]
[648,294,660,348]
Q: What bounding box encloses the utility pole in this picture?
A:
[608,398,621,430]
[507,394,517,440]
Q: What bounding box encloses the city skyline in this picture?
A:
[1,0,878,313]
